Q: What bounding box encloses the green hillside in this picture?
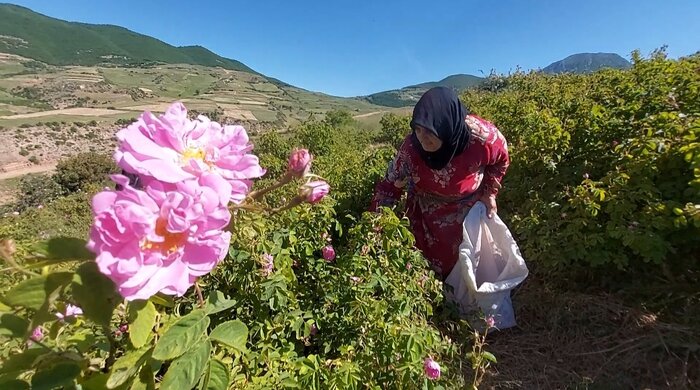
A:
[364,73,484,107]
[410,73,484,89]
[0,3,254,72]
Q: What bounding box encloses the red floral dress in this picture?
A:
[370,115,510,278]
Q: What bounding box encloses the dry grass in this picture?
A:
[477,279,699,389]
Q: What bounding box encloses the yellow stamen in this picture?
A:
[182,147,206,161]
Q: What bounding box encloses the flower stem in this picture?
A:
[247,172,293,201]
[194,282,205,308]
[0,248,40,278]
[27,338,53,351]
[230,203,267,212]
[270,196,304,214]
[103,325,117,372]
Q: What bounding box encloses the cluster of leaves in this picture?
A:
[200,205,464,388]
[459,49,700,283]
[0,205,464,389]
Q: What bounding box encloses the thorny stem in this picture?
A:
[471,327,490,389]
[28,338,54,352]
[301,173,328,181]
[103,325,117,372]
[270,196,304,214]
[0,249,40,278]
[194,282,205,308]
[247,172,293,201]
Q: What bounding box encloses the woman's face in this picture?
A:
[414,125,443,152]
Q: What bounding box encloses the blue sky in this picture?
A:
[6,0,700,96]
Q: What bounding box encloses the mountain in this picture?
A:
[0,4,254,72]
[410,74,484,90]
[541,53,631,74]
[364,74,484,108]
[365,53,633,107]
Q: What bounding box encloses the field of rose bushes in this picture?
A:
[0,50,698,389]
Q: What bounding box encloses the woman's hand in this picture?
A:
[480,193,497,219]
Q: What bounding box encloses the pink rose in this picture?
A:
[287,148,312,177]
[322,245,336,261]
[424,357,441,380]
[114,102,265,204]
[485,315,496,329]
[300,180,330,204]
[56,304,83,321]
[30,327,43,341]
[87,174,232,301]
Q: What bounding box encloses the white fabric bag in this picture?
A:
[444,202,528,330]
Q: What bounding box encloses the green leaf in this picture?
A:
[0,349,48,374]
[0,380,29,390]
[482,351,497,363]
[0,313,29,338]
[30,237,94,262]
[71,262,121,326]
[160,339,211,390]
[210,320,248,352]
[67,329,98,353]
[149,293,174,308]
[205,291,236,315]
[80,372,109,390]
[127,300,156,349]
[129,364,155,390]
[79,373,113,390]
[31,362,81,390]
[202,359,230,390]
[107,347,152,389]
[152,310,209,361]
[1,272,72,310]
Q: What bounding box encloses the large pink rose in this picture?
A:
[114,102,265,204]
[87,174,232,301]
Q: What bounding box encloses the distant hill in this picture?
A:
[0,4,255,72]
[410,74,484,90]
[542,53,631,74]
[364,74,484,108]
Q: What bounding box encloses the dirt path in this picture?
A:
[0,163,57,180]
[0,107,127,120]
[353,110,386,119]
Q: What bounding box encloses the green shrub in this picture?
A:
[53,152,118,193]
[378,113,411,148]
[16,173,64,211]
[460,49,700,280]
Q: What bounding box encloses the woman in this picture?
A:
[370,86,510,279]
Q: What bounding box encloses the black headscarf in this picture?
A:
[410,86,471,170]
